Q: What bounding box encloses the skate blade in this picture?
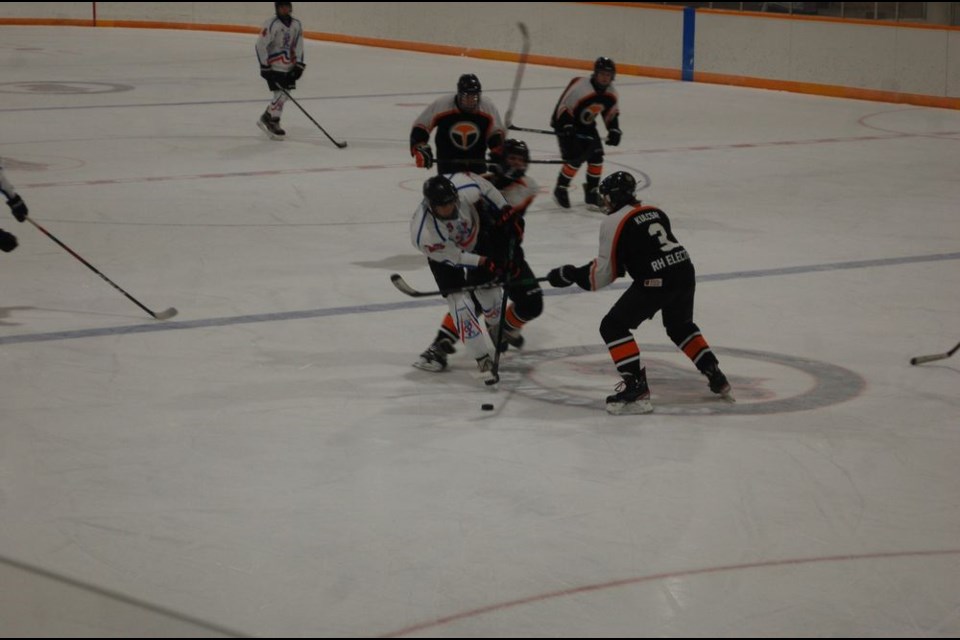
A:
[606,399,654,415]
[412,360,445,373]
[257,119,283,140]
[719,390,736,403]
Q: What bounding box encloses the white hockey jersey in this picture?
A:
[498,175,538,214]
[255,15,304,72]
[410,173,509,269]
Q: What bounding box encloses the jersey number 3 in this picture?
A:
[649,223,680,252]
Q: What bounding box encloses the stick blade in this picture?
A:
[390,274,421,297]
[154,307,179,321]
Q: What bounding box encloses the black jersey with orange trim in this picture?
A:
[410,94,505,165]
[567,204,694,291]
[550,76,620,132]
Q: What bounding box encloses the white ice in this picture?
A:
[0,26,958,637]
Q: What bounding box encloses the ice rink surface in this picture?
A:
[0,26,958,637]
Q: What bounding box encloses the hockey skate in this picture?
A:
[257,111,285,139]
[553,185,570,209]
[475,354,499,386]
[583,184,602,211]
[605,371,653,415]
[413,345,448,372]
[704,364,734,402]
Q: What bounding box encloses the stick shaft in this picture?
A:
[29,219,168,320]
[280,88,347,148]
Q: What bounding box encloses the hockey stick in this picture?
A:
[279,88,347,149]
[910,341,960,365]
[390,272,548,298]
[490,235,518,382]
[508,124,556,136]
[503,22,530,129]
[28,219,178,321]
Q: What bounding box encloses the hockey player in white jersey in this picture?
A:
[0,164,29,254]
[421,139,544,359]
[255,1,305,139]
[410,173,517,385]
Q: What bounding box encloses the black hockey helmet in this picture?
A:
[423,176,458,213]
[598,171,637,213]
[457,74,482,96]
[502,138,529,163]
[275,1,292,8]
[593,56,616,81]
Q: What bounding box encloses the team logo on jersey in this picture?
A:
[447,220,473,245]
[579,104,605,126]
[449,122,481,150]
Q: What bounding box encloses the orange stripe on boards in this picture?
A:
[94,20,260,34]
[0,18,95,26]
[578,2,685,12]
[609,341,639,363]
[697,7,960,31]
[695,71,960,110]
[682,335,709,360]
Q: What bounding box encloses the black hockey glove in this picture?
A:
[7,195,28,222]
[412,144,434,169]
[547,265,575,288]
[271,71,295,90]
[0,229,18,253]
[290,62,305,81]
[606,128,622,146]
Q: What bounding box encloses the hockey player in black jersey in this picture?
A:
[550,57,622,210]
[410,74,506,174]
[547,171,732,415]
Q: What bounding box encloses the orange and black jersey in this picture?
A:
[550,76,620,133]
[410,94,505,167]
[566,204,694,291]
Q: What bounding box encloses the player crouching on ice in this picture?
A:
[409,174,522,386]
[547,171,733,415]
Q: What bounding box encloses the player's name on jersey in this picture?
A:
[651,248,689,272]
[631,210,662,225]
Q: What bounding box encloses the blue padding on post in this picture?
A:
[682,6,695,81]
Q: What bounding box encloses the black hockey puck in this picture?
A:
[481,403,494,411]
